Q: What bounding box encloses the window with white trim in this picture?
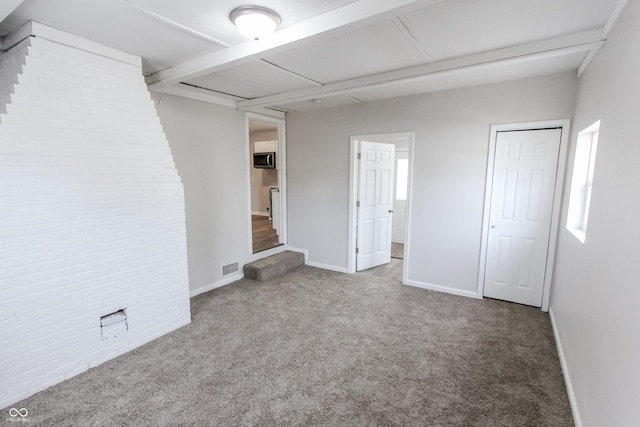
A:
[566,121,600,243]
[395,158,408,201]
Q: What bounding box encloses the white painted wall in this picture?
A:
[287,72,577,294]
[550,1,640,426]
[0,36,190,409]
[152,94,252,294]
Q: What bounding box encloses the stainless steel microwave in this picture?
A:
[254,152,276,169]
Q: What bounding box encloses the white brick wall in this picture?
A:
[0,35,191,409]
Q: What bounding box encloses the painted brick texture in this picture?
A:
[0,36,191,409]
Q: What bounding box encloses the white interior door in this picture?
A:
[483,128,562,307]
[357,141,395,271]
[392,151,408,243]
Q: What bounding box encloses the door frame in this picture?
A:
[245,112,288,256]
[477,119,570,311]
[348,132,415,284]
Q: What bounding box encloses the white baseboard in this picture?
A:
[549,307,582,427]
[251,211,269,217]
[286,247,348,274]
[404,279,481,299]
[305,260,349,273]
[189,272,244,298]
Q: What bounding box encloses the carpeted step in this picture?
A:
[243,250,305,281]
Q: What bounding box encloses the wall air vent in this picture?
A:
[223,262,239,276]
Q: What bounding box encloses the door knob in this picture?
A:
[389,210,394,213]
[490,225,496,229]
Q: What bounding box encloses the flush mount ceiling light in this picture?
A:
[230,6,281,40]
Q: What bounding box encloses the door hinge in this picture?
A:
[356,201,360,207]
[357,153,361,160]
[356,248,359,254]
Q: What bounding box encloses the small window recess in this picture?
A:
[566,121,600,243]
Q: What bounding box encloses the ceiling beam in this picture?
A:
[602,0,629,38]
[578,0,628,77]
[145,0,444,90]
[236,30,604,110]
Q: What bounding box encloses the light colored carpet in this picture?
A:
[3,266,573,426]
[391,242,404,259]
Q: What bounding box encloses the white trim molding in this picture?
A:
[284,246,349,273]
[244,112,288,256]
[549,308,584,427]
[405,280,482,300]
[3,21,141,66]
[348,132,415,278]
[189,272,244,298]
[305,261,349,274]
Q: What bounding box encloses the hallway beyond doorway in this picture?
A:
[358,257,403,282]
[252,215,282,253]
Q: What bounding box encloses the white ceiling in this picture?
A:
[0,0,626,113]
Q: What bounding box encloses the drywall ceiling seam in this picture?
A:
[344,95,363,103]
[120,0,320,98]
[145,0,447,90]
[120,0,231,47]
[258,59,324,86]
[392,16,434,62]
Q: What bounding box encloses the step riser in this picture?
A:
[244,250,305,281]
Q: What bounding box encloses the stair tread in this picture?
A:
[244,250,305,281]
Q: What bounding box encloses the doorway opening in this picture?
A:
[348,132,414,283]
[247,114,287,254]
